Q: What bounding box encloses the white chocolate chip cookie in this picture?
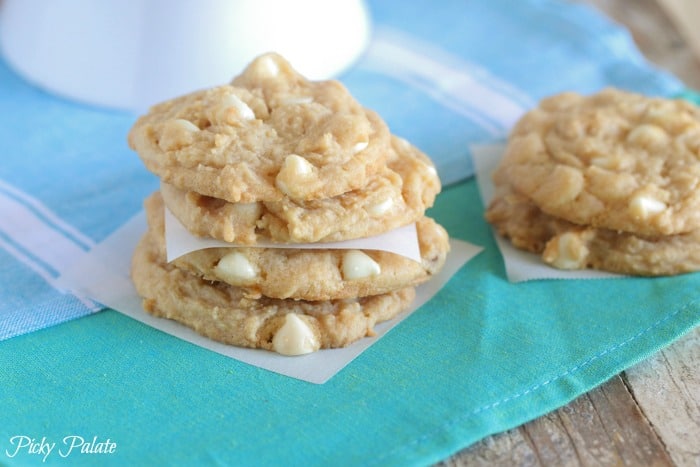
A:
[160,135,441,244]
[497,88,700,236]
[145,191,449,300]
[130,232,416,355]
[128,53,391,203]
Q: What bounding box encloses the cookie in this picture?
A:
[131,231,416,355]
[160,135,441,244]
[145,191,449,300]
[128,53,391,203]
[496,88,700,236]
[485,182,575,255]
[486,182,700,276]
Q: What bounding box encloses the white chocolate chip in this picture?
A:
[272,314,319,356]
[171,118,199,132]
[158,119,199,150]
[543,232,587,270]
[352,141,369,153]
[368,197,394,216]
[229,94,256,120]
[217,94,255,123]
[282,154,314,176]
[342,250,381,280]
[214,251,257,283]
[275,154,317,197]
[629,194,667,219]
[259,55,280,77]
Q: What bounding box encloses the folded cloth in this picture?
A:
[0,0,698,465]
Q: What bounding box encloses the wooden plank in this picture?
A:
[624,327,700,467]
[583,0,700,89]
[441,376,674,466]
[585,376,674,466]
[657,0,700,64]
[439,428,537,466]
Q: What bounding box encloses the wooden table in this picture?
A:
[444,1,700,465]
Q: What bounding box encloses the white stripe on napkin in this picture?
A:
[0,188,90,273]
[0,179,95,250]
[0,233,99,311]
[0,179,99,309]
[362,27,533,136]
[0,234,59,285]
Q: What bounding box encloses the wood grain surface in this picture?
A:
[442,1,700,465]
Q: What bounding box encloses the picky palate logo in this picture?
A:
[5,435,116,462]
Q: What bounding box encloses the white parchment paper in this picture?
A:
[57,212,481,384]
[165,207,422,263]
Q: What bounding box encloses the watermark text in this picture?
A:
[5,435,116,462]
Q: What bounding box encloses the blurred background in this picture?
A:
[579,0,699,89]
[0,0,697,112]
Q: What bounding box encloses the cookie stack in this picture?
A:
[128,53,450,355]
[486,88,700,276]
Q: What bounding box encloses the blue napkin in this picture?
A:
[1,0,698,465]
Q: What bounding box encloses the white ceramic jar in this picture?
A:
[0,0,371,111]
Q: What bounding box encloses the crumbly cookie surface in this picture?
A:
[160,135,441,244]
[145,191,449,300]
[131,232,416,354]
[497,88,700,236]
[486,182,700,276]
[128,53,390,203]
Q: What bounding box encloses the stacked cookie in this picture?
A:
[486,88,700,276]
[128,53,450,355]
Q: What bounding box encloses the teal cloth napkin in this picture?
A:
[2,0,700,465]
